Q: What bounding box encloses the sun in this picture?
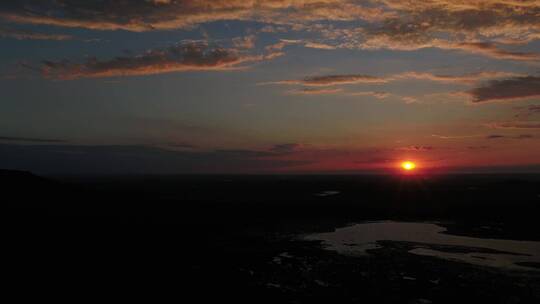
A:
[401,161,416,171]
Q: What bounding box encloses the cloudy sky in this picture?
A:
[0,0,539,174]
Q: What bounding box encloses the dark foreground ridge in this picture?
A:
[5,170,540,303]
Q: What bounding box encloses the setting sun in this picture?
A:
[401,161,416,171]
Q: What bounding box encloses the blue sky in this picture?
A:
[0,1,539,174]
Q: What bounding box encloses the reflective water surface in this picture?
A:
[306,221,540,271]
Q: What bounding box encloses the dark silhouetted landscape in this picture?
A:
[5,170,540,303]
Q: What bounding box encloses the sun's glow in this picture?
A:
[401,161,416,171]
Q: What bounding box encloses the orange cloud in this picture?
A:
[357,34,540,61]
[514,105,540,118]
[450,42,540,61]
[303,42,337,50]
[486,121,540,129]
[348,91,390,99]
[288,88,343,95]
[319,0,540,60]
[391,71,521,83]
[1,1,538,61]
[264,74,388,86]
[265,70,518,88]
[0,1,392,31]
[398,146,435,151]
[232,35,256,49]
[37,42,279,80]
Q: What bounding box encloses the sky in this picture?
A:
[0,0,539,175]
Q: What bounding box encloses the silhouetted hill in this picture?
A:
[0,169,47,184]
[1,169,59,205]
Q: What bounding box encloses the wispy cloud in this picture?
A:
[31,42,280,80]
[0,1,391,32]
[269,143,303,154]
[232,34,256,49]
[486,121,540,129]
[1,0,538,62]
[288,88,343,95]
[486,134,535,139]
[431,134,483,140]
[391,71,520,84]
[351,0,540,61]
[358,37,540,61]
[264,74,388,87]
[514,105,540,118]
[398,146,434,151]
[401,96,419,104]
[264,39,303,51]
[469,76,540,103]
[0,26,72,40]
[264,71,528,103]
[304,41,337,50]
[348,91,390,99]
[264,71,517,88]
[449,42,540,61]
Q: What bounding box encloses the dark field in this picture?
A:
[4,170,540,303]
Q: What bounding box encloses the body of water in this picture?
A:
[306,221,540,271]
